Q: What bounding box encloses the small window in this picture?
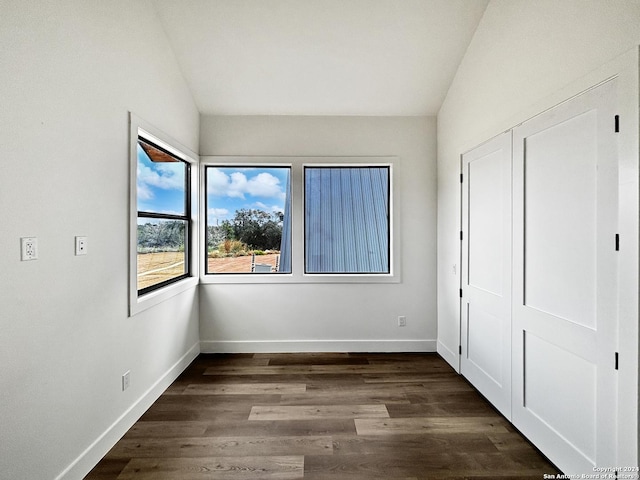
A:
[205,166,291,274]
[304,166,390,274]
[136,137,191,294]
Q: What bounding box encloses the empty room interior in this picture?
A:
[2,1,640,479]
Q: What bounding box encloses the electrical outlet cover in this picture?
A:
[20,237,38,261]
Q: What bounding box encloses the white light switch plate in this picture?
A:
[75,236,88,255]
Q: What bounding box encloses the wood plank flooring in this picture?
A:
[85,353,559,479]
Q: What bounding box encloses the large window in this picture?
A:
[205,166,291,274]
[202,157,398,283]
[305,166,390,274]
[129,113,198,316]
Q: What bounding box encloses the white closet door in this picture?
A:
[512,80,618,473]
[461,132,512,419]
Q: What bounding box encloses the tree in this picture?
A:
[231,209,282,250]
[137,221,185,251]
[207,220,234,250]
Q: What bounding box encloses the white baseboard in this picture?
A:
[57,341,200,480]
[437,340,459,373]
[200,339,437,353]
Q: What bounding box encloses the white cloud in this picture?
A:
[228,172,248,198]
[208,207,230,224]
[208,168,231,193]
[254,202,284,214]
[208,207,230,217]
[208,168,284,199]
[137,163,184,202]
[137,181,154,200]
[246,172,283,198]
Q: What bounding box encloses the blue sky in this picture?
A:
[137,147,290,225]
[137,144,186,219]
[207,167,289,225]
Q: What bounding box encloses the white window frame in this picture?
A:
[129,113,199,316]
[200,156,400,284]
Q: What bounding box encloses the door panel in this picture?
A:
[467,302,503,385]
[468,147,505,296]
[524,331,597,461]
[461,132,512,419]
[524,110,598,328]
[512,80,618,473]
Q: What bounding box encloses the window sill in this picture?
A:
[199,273,400,285]
[129,276,198,316]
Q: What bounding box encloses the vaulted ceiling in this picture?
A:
[152,0,488,116]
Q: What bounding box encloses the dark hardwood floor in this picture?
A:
[85,353,558,479]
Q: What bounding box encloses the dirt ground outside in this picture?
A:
[207,253,281,273]
[137,251,186,290]
[137,252,282,290]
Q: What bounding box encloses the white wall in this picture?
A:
[199,116,436,353]
[437,0,640,463]
[0,2,200,479]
